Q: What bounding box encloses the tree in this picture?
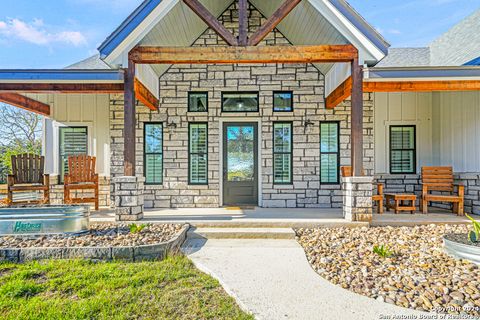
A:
[0,103,43,183]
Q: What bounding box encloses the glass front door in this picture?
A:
[223,123,258,205]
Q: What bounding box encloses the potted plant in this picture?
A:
[443,214,480,265]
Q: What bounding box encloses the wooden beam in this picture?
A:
[350,59,364,177]
[0,83,124,93]
[0,93,50,116]
[183,0,238,46]
[129,45,358,64]
[238,0,248,46]
[248,0,302,46]
[326,76,352,109]
[363,80,480,92]
[124,60,136,176]
[134,78,159,111]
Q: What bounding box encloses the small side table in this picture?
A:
[385,194,417,214]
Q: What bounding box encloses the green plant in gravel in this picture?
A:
[373,245,393,258]
[466,214,480,243]
[129,223,148,234]
[0,255,253,320]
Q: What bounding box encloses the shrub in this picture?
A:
[129,224,148,234]
[466,214,480,243]
[373,245,393,258]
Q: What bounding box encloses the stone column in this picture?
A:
[113,176,144,221]
[342,176,373,222]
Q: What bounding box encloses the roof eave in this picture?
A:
[365,66,480,80]
[0,69,125,83]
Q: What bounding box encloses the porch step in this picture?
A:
[187,227,296,240]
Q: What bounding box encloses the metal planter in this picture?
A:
[444,235,480,266]
[0,206,89,236]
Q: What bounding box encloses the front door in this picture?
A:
[223,123,258,206]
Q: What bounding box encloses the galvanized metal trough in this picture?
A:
[444,235,480,266]
[0,206,89,236]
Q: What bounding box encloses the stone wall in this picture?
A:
[375,173,480,214]
[49,175,110,208]
[109,1,374,209]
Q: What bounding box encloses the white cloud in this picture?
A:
[0,18,87,47]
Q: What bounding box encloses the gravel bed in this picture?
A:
[0,223,184,248]
[296,224,480,316]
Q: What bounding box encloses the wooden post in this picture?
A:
[351,59,364,177]
[124,59,136,176]
[238,0,248,46]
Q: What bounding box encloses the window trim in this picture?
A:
[188,91,209,112]
[273,91,294,112]
[58,126,88,184]
[320,121,340,185]
[143,122,164,185]
[389,125,417,174]
[188,122,209,185]
[273,121,293,185]
[221,91,259,113]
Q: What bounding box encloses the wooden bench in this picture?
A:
[64,155,99,211]
[421,166,464,215]
[341,166,384,214]
[7,154,49,205]
[385,193,417,214]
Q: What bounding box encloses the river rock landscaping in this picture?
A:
[0,223,184,248]
[296,224,480,317]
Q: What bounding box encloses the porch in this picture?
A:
[90,206,471,227]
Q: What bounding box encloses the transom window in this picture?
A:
[320,122,340,184]
[273,122,293,184]
[188,92,208,112]
[144,123,163,184]
[189,123,208,185]
[273,91,293,112]
[390,125,416,174]
[59,127,88,183]
[222,92,259,112]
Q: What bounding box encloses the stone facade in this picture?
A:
[342,176,373,222]
[376,173,480,214]
[113,176,145,221]
[109,2,374,209]
[48,175,110,208]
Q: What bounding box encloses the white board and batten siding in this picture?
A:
[374,91,480,174]
[33,94,111,177]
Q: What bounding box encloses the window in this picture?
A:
[320,122,340,184]
[390,126,416,174]
[189,123,208,185]
[273,122,293,184]
[144,123,163,184]
[273,91,293,112]
[188,92,208,112]
[59,127,88,183]
[222,92,259,112]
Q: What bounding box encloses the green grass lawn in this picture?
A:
[0,255,253,320]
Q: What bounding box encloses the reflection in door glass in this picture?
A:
[227,126,254,181]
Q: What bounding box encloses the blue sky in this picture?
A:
[0,0,479,69]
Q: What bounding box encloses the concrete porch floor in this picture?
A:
[90,206,473,227]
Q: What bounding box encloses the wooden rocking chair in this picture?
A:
[64,155,99,210]
[341,166,384,214]
[7,154,50,205]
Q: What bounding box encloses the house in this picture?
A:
[0,0,479,222]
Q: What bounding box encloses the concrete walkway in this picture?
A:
[183,238,424,320]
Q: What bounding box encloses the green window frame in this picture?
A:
[273,91,293,112]
[189,123,208,185]
[188,92,208,112]
[59,127,88,183]
[320,122,340,184]
[144,123,163,185]
[273,122,293,184]
[390,125,416,174]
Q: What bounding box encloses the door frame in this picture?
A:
[219,118,262,207]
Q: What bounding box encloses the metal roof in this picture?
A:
[365,66,480,81]
[0,69,124,83]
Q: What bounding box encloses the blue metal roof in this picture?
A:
[464,56,480,66]
[98,0,162,59]
[0,69,124,82]
[366,66,480,80]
